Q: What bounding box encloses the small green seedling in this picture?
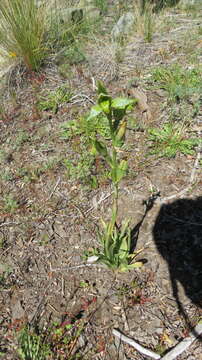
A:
[86,81,142,272]
[60,114,111,141]
[148,123,200,158]
[15,131,30,148]
[38,86,72,113]
[63,151,95,183]
[151,65,202,103]
[3,194,19,213]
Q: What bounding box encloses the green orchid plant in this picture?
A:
[87,81,142,272]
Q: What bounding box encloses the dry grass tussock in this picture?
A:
[87,38,120,83]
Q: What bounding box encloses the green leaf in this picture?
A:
[100,218,107,232]
[98,98,111,114]
[111,204,118,227]
[87,104,102,120]
[119,261,143,272]
[111,97,135,109]
[119,237,129,259]
[120,219,130,238]
[116,160,128,182]
[128,262,144,269]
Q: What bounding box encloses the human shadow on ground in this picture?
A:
[130,192,160,253]
[152,196,202,337]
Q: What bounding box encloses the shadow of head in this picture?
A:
[153,196,202,308]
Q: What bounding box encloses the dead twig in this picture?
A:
[70,93,95,104]
[161,323,202,360]
[113,322,202,360]
[112,329,161,359]
[49,263,101,272]
[0,221,20,227]
[47,177,61,200]
[85,191,112,215]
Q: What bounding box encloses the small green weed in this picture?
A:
[18,327,51,360]
[63,152,95,183]
[16,158,60,183]
[41,157,61,171]
[0,170,13,182]
[86,81,143,271]
[60,119,84,139]
[155,342,167,356]
[3,194,19,213]
[0,239,4,249]
[16,167,41,183]
[62,44,86,65]
[148,123,200,158]
[151,65,202,103]
[61,114,113,187]
[180,1,202,17]
[55,43,86,66]
[116,280,140,298]
[14,131,30,148]
[17,296,96,359]
[58,63,72,79]
[47,317,86,358]
[79,280,90,288]
[38,86,72,113]
[97,216,143,271]
[61,114,111,141]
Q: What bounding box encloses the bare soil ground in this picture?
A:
[0,2,201,359]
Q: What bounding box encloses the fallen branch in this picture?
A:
[112,329,161,359]
[113,322,202,360]
[160,323,202,360]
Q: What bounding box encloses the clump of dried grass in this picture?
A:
[87,38,120,83]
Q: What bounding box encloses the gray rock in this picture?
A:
[111,12,135,41]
